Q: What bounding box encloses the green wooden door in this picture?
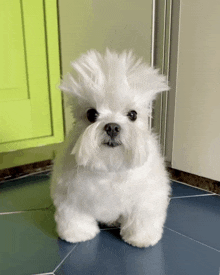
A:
[0,0,64,152]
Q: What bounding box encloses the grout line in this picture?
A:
[171,179,217,195]
[47,204,55,210]
[0,211,27,215]
[164,226,220,253]
[171,193,216,199]
[53,244,78,273]
[32,273,54,275]
[0,207,51,215]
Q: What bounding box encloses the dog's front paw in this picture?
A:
[120,227,163,248]
[56,213,100,244]
[58,224,100,244]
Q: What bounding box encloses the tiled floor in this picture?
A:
[0,172,219,275]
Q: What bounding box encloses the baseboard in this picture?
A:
[168,167,220,194]
[0,160,52,183]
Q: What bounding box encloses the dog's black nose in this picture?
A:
[104,123,121,138]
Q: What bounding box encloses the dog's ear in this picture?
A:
[59,50,106,100]
[141,69,169,103]
[59,73,84,98]
[124,51,169,102]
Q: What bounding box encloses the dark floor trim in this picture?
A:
[0,160,52,183]
[168,167,220,194]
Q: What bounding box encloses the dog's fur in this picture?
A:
[51,49,171,248]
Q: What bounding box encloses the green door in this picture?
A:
[0,0,64,152]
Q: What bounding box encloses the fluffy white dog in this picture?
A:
[51,49,171,248]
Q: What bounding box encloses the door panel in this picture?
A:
[0,0,28,100]
[0,0,52,144]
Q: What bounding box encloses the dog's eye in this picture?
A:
[87,108,99,123]
[127,110,137,121]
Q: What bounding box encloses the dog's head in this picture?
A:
[60,49,169,171]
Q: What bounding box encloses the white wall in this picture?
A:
[172,0,220,181]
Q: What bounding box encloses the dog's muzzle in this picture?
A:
[103,123,121,147]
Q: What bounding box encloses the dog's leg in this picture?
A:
[120,208,167,248]
[55,208,100,243]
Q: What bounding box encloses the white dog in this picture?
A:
[51,49,171,248]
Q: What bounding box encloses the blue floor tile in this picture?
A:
[166,195,220,251]
[0,173,52,213]
[0,210,76,275]
[54,228,220,275]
